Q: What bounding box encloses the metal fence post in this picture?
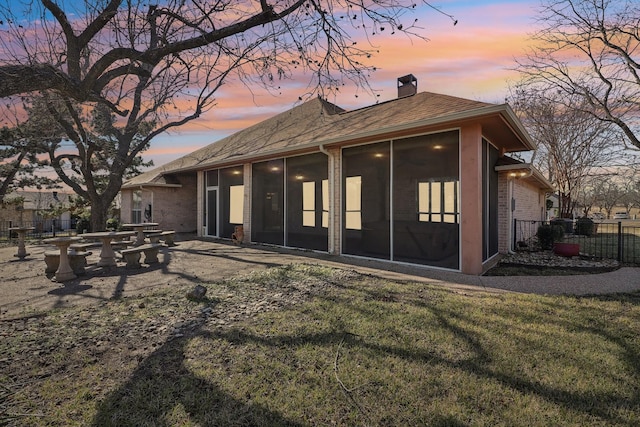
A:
[617,221,623,262]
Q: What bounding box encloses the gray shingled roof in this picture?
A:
[124,91,528,187]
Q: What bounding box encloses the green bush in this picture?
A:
[537,223,565,249]
[76,217,90,234]
[106,217,120,231]
[575,217,595,236]
[550,218,573,234]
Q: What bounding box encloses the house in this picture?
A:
[121,75,553,274]
[1,190,74,231]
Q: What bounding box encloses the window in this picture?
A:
[229,185,244,224]
[302,181,315,227]
[418,180,459,223]
[345,176,362,230]
[132,190,142,223]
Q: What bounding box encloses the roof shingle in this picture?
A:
[124,92,500,187]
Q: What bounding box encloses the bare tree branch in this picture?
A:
[515,0,640,149]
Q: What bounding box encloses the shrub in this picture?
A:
[575,217,595,236]
[76,217,90,234]
[537,223,565,249]
[106,217,120,231]
[551,218,573,234]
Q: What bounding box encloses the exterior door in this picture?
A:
[206,188,218,237]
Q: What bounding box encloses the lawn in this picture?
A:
[1,264,639,426]
[565,227,640,264]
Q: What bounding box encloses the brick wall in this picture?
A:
[513,179,544,222]
[497,174,546,253]
[120,191,132,224]
[497,175,509,253]
[122,173,198,233]
[0,205,23,224]
[155,175,197,233]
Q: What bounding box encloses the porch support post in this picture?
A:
[460,123,484,275]
[196,170,204,237]
[327,147,341,255]
[243,163,252,243]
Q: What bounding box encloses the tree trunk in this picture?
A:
[90,197,109,232]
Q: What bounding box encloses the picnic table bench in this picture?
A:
[71,239,130,253]
[45,250,93,276]
[146,230,176,246]
[120,243,162,268]
[70,242,102,252]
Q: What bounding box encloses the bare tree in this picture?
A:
[0,0,450,103]
[0,0,453,230]
[516,0,640,149]
[594,178,623,219]
[574,176,598,217]
[617,167,640,216]
[508,85,628,218]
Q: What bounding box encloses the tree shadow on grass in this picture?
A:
[92,324,303,427]
[176,245,283,269]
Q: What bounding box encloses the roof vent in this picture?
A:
[397,74,417,98]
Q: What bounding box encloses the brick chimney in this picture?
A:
[397,74,417,98]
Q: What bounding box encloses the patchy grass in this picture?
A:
[2,264,640,426]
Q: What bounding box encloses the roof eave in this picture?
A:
[121,183,183,190]
[126,103,537,181]
[495,163,554,192]
[499,104,537,151]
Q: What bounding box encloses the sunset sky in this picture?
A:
[149,0,542,167]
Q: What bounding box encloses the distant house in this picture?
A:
[1,190,73,231]
[122,75,553,274]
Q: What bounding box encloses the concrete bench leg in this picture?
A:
[123,251,142,268]
[143,247,159,263]
[44,253,59,274]
[164,235,176,246]
[69,254,88,275]
[45,252,88,275]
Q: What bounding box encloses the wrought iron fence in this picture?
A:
[0,219,78,241]
[514,219,640,265]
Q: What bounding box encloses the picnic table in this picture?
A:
[9,226,34,260]
[44,236,82,282]
[122,223,159,246]
[82,231,136,267]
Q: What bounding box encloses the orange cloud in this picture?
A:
[143,1,547,166]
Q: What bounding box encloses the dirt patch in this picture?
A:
[484,250,621,276]
[0,239,323,320]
